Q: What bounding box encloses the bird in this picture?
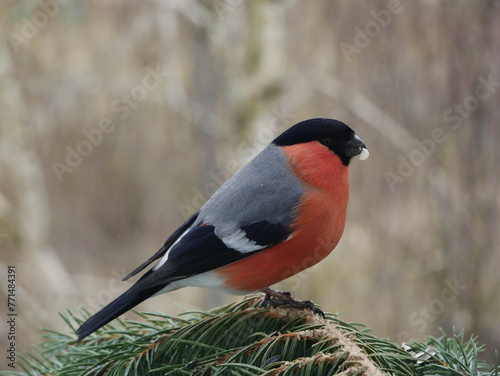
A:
[75,118,369,340]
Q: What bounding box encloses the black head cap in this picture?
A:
[273,118,368,166]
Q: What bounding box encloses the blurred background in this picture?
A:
[1,0,499,367]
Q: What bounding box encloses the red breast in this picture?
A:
[217,141,350,292]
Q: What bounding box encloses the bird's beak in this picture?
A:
[349,135,369,161]
[359,147,369,160]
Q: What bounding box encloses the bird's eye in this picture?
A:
[320,137,333,147]
[319,137,335,149]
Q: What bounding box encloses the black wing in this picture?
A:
[122,211,199,281]
[127,220,293,292]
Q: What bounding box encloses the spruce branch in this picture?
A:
[4,296,498,376]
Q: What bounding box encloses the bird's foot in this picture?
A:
[260,288,325,318]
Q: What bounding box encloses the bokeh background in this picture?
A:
[1,0,499,368]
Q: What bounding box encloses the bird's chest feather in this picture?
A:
[217,142,350,292]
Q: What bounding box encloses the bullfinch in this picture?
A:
[75,118,369,340]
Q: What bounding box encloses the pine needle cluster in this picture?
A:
[4,296,498,376]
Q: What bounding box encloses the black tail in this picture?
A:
[76,284,164,341]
